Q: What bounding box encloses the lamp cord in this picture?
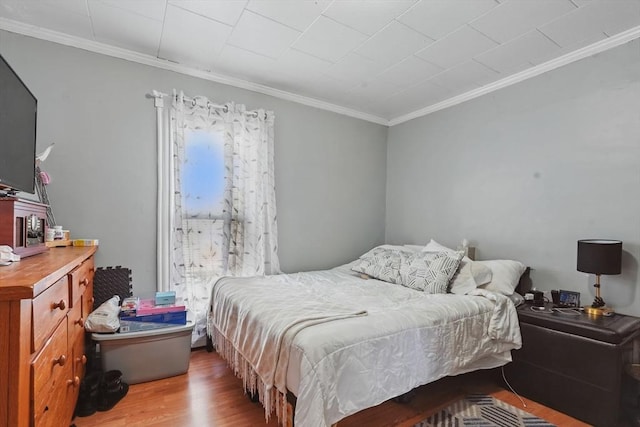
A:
[501,366,527,408]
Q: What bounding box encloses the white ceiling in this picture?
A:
[1,0,639,125]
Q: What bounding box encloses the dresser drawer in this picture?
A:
[69,257,94,308]
[68,302,85,349]
[82,280,94,319]
[32,276,69,352]
[516,322,621,390]
[32,320,73,427]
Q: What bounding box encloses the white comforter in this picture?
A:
[208,263,522,427]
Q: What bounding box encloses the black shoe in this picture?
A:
[75,371,102,417]
[97,370,129,412]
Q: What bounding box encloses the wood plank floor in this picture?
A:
[73,348,590,427]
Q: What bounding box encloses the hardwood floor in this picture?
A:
[73,348,589,427]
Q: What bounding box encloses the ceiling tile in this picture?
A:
[213,45,280,86]
[358,101,391,118]
[323,0,417,36]
[415,25,498,69]
[598,0,640,36]
[97,0,166,21]
[292,16,368,62]
[271,49,333,81]
[348,78,403,104]
[246,0,330,31]
[398,0,498,40]
[159,5,232,70]
[532,32,606,65]
[539,3,608,47]
[380,80,453,117]
[297,74,357,103]
[263,73,319,96]
[325,53,381,84]
[475,30,561,73]
[168,0,247,26]
[355,21,433,67]
[428,60,498,92]
[0,0,93,39]
[470,0,577,43]
[42,0,88,16]
[89,0,163,55]
[227,10,301,59]
[213,49,320,98]
[377,56,443,89]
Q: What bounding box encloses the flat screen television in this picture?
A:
[0,53,37,195]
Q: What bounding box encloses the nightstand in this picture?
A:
[503,303,640,427]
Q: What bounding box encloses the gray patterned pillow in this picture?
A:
[351,247,413,284]
[399,251,464,293]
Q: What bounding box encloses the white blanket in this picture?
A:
[208,264,522,427]
[209,275,368,418]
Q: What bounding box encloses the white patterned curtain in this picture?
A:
[155,89,279,346]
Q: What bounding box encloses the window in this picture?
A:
[182,129,224,218]
[180,129,226,285]
[154,90,279,346]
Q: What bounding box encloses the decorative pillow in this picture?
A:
[421,239,492,294]
[476,259,527,296]
[399,250,464,293]
[351,246,412,284]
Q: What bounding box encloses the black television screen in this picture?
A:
[0,53,37,195]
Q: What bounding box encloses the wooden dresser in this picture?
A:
[0,246,97,427]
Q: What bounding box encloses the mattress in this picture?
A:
[208,262,522,427]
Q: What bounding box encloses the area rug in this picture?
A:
[414,394,556,427]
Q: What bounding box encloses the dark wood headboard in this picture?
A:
[514,267,532,295]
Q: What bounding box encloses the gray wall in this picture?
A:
[0,31,388,297]
[4,30,639,314]
[386,39,640,316]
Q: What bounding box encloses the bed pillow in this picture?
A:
[399,250,464,293]
[449,259,493,294]
[421,239,492,294]
[476,259,527,296]
[423,239,454,253]
[403,244,425,251]
[375,244,419,252]
[351,246,411,284]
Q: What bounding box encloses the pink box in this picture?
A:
[136,299,186,316]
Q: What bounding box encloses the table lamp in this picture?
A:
[577,239,622,316]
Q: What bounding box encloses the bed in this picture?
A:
[207,241,525,427]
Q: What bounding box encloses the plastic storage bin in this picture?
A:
[92,320,194,384]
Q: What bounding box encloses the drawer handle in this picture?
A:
[76,355,87,365]
[54,355,66,367]
[80,278,89,287]
[52,300,66,311]
[75,317,84,327]
[67,376,80,387]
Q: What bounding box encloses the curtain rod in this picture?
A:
[149,90,267,118]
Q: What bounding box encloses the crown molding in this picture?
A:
[388,25,640,126]
[0,18,390,126]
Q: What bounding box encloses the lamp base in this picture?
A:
[583,305,614,317]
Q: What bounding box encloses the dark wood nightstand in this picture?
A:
[503,303,640,427]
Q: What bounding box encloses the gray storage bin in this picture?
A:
[92,320,194,384]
